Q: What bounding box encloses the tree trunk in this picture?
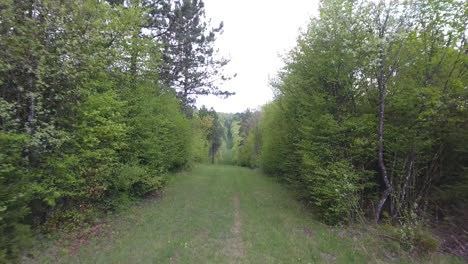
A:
[375,46,392,223]
[398,152,415,216]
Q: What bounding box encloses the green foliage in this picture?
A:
[237,125,261,168]
[114,164,164,198]
[235,109,262,168]
[303,161,360,225]
[150,0,234,108]
[124,83,191,173]
[215,114,241,165]
[190,115,211,164]
[0,0,466,260]
[259,102,296,177]
[380,224,439,255]
[0,0,214,261]
[198,106,224,164]
[0,133,31,262]
[236,0,468,228]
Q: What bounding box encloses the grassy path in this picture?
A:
[30,165,457,263]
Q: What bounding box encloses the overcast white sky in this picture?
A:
[195,0,320,113]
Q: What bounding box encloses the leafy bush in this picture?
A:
[0,134,31,262]
[124,83,191,172]
[0,0,216,261]
[303,161,360,224]
[117,164,164,198]
[380,224,439,256]
[236,0,467,232]
[190,115,211,164]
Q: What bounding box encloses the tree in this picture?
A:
[364,0,410,223]
[246,0,467,228]
[198,106,223,164]
[145,0,234,112]
[0,0,199,260]
[224,118,234,149]
[235,109,261,168]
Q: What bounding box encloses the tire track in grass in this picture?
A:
[224,193,245,263]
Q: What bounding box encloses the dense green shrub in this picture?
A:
[303,161,360,224]
[0,134,30,262]
[190,115,211,164]
[0,0,213,261]
[234,110,262,168]
[237,128,261,168]
[380,224,439,255]
[124,84,191,173]
[236,0,467,227]
[0,134,31,262]
[115,164,164,198]
[259,102,296,177]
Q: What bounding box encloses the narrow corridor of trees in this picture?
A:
[1,0,467,261]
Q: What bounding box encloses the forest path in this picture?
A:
[33,165,366,263]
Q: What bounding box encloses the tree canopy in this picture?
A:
[0,0,230,261]
[235,0,467,231]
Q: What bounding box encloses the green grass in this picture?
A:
[26,165,463,263]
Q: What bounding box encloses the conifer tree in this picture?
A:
[145,0,234,113]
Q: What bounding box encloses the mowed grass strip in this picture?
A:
[27,165,461,264]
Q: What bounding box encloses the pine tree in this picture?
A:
[145,0,234,113]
